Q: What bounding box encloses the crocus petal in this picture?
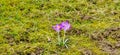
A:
[60,20,71,31]
[52,24,62,32]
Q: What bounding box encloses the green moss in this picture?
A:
[0,0,120,55]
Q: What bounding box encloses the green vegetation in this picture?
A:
[0,0,120,55]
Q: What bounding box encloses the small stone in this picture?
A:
[47,37,51,42]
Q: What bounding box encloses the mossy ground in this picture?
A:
[0,0,120,55]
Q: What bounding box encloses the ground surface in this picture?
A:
[0,0,120,55]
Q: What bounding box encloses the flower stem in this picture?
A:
[63,30,66,43]
[64,31,66,37]
[57,32,61,43]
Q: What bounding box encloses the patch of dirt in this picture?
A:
[90,27,120,41]
[67,28,86,36]
[90,31,104,41]
[90,27,120,55]
[4,33,15,46]
[32,47,44,55]
[97,40,119,55]
[114,41,120,49]
[80,48,94,55]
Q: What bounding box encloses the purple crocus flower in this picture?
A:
[52,24,62,32]
[60,20,71,31]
